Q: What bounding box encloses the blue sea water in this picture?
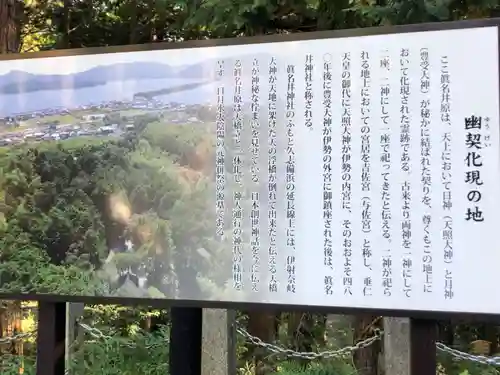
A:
[0,78,217,116]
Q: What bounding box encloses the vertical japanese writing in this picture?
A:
[215,60,225,239]
[250,60,260,185]
[232,60,243,291]
[420,48,432,294]
[440,56,453,300]
[380,50,392,297]
[341,52,353,296]
[360,51,372,297]
[443,216,453,300]
[250,59,260,292]
[464,114,485,223]
[268,57,278,293]
[323,53,334,295]
[286,64,297,294]
[400,48,412,298]
[304,54,313,130]
[483,116,492,148]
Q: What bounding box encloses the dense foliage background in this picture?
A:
[1,1,500,375]
[0,115,225,299]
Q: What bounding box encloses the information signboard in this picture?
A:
[0,21,498,316]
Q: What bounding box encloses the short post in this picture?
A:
[410,318,437,375]
[169,307,203,375]
[383,317,410,375]
[36,301,67,375]
[227,310,237,375]
[65,303,85,373]
[201,309,237,375]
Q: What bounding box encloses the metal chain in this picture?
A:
[0,331,36,344]
[238,326,500,366]
[436,342,500,366]
[78,322,114,341]
[2,322,500,366]
[236,326,382,360]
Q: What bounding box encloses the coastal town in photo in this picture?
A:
[0,97,207,146]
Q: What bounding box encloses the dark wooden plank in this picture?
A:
[169,307,202,375]
[410,318,437,375]
[36,302,66,375]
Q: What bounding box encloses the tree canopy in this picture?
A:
[1,2,500,375]
[6,0,497,54]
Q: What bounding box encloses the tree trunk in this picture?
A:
[60,0,71,49]
[0,0,22,54]
[129,0,139,44]
[0,3,23,366]
[287,312,315,367]
[0,300,23,355]
[247,311,278,375]
[353,315,381,375]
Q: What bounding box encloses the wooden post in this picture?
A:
[169,307,202,375]
[383,317,410,375]
[201,309,237,375]
[36,302,66,375]
[410,318,437,375]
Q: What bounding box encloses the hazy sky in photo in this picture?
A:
[0,39,306,76]
[0,26,489,77]
[0,46,212,75]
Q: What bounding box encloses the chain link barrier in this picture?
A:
[77,322,169,349]
[237,326,500,366]
[236,326,382,360]
[1,322,500,366]
[436,342,500,366]
[0,331,36,345]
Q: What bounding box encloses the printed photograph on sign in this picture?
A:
[0,25,499,315]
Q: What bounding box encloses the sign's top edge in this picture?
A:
[1,18,499,62]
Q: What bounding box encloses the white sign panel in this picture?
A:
[0,24,498,315]
[215,25,500,314]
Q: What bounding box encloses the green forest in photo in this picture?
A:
[1,1,500,375]
[0,111,235,300]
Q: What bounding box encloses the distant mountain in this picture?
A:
[0,61,216,95]
[0,52,277,95]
